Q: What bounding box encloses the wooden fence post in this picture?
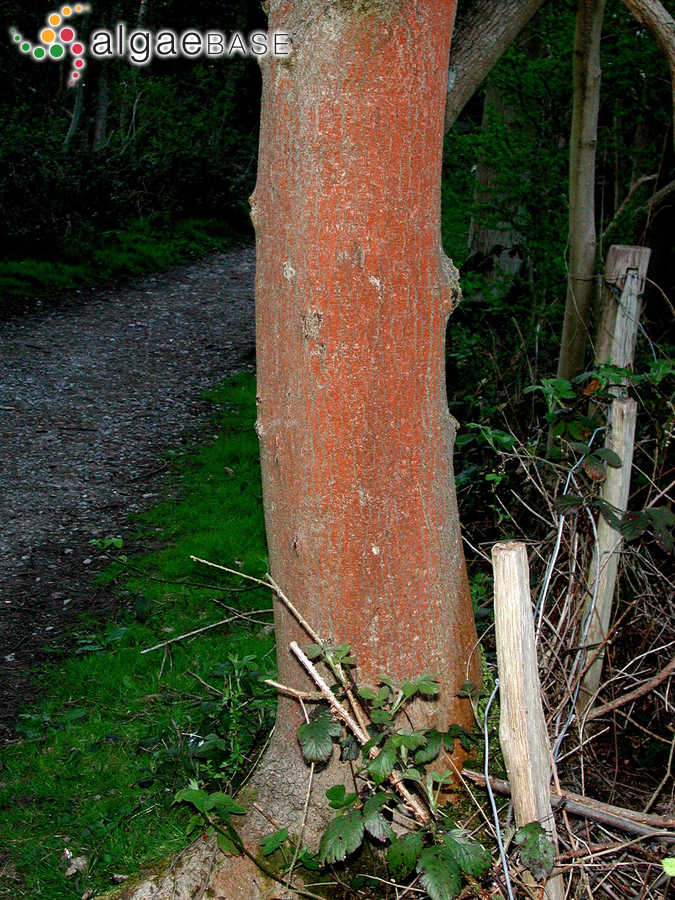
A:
[577,244,648,716]
[492,541,565,900]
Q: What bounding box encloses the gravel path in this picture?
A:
[0,246,256,738]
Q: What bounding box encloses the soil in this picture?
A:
[0,245,256,741]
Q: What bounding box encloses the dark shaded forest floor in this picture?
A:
[0,247,256,739]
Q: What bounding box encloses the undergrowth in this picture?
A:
[0,374,276,900]
[0,215,249,308]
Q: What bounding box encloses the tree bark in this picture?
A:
[444,0,548,132]
[93,65,109,151]
[556,0,607,382]
[252,0,479,788]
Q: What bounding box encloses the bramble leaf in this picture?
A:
[417,846,462,900]
[260,828,288,856]
[326,785,358,810]
[594,448,622,468]
[363,793,395,842]
[387,831,424,880]
[414,729,442,765]
[514,821,555,879]
[662,857,675,877]
[297,710,341,763]
[621,510,649,541]
[442,829,491,877]
[319,810,365,865]
[367,740,397,785]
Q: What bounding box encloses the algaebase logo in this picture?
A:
[10,5,291,88]
[10,5,89,86]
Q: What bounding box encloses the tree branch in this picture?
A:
[585,653,675,721]
[445,0,548,132]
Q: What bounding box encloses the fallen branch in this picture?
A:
[585,653,675,721]
[141,610,272,654]
[462,769,675,839]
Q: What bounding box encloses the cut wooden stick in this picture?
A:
[462,769,675,839]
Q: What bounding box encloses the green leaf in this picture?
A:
[174,788,210,813]
[410,673,441,697]
[357,686,379,701]
[417,846,462,900]
[367,740,397,786]
[326,785,358,810]
[594,499,621,530]
[319,810,364,865]
[297,711,341,763]
[387,831,424,880]
[621,510,650,541]
[205,793,247,815]
[553,494,585,514]
[370,708,393,726]
[363,793,395,842]
[442,829,491,877]
[648,507,675,553]
[514,821,556,880]
[304,643,323,659]
[444,725,473,753]
[217,831,240,855]
[662,857,675,877]
[594,448,622,468]
[260,828,288,856]
[340,735,361,762]
[390,730,428,752]
[414,729,442,765]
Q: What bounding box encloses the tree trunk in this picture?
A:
[93,65,109,151]
[64,82,85,150]
[251,0,479,815]
[556,0,606,382]
[445,0,548,132]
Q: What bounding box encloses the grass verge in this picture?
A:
[0,373,275,900]
[0,216,251,307]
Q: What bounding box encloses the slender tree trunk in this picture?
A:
[445,0,548,132]
[556,0,606,383]
[93,65,108,151]
[64,82,85,149]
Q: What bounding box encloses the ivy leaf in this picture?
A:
[417,846,462,900]
[260,828,288,856]
[319,810,364,865]
[367,740,397,786]
[363,793,395,842]
[594,448,622,468]
[442,829,491,877]
[297,710,341,763]
[514,822,555,880]
[387,831,424,880]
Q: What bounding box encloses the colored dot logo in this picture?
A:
[10,4,90,85]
